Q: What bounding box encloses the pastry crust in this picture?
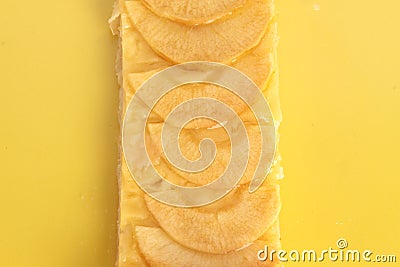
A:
[109,1,282,266]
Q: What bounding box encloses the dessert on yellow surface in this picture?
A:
[110,0,282,266]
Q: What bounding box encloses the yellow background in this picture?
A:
[0,0,399,266]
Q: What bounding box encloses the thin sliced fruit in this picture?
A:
[127,73,258,128]
[124,23,277,127]
[145,123,266,186]
[144,183,281,254]
[125,0,273,63]
[135,226,280,267]
[241,68,281,126]
[141,0,247,25]
[124,22,277,93]
[259,219,281,249]
[145,122,229,187]
[124,69,163,121]
[234,21,277,90]
[121,14,170,73]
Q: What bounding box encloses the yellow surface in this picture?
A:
[0,0,399,267]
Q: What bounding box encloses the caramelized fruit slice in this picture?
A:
[145,123,265,186]
[135,225,280,267]
[124,23,277,126]
[141,0,247,25]
[144,184,281,254]
[125,0,273,63]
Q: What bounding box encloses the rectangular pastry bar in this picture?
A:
[109,0,283,266]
